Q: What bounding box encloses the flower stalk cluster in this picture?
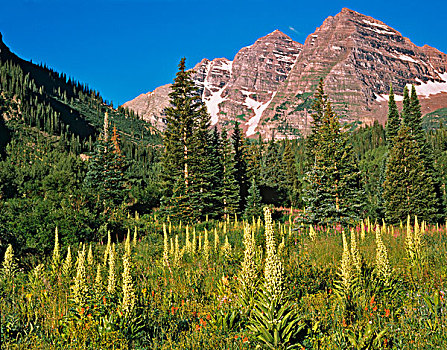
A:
[122,251,136,315]
[339,231,353,293]
[239,224,257,293]
[263,207,283,301]
[73,245,88,305]
[375,225,391,283]
[62,246,72,276]
[2,244,17,278]
[107,243,116,294]
[221,235,232,259]
[52,227,60,268]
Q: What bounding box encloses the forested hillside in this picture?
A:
[0,34,161,261]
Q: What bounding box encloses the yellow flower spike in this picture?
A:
[3,244,17,278]
[107,243,116,295]
[62,246,72,276]
[52,227,60,268]
[263,207,283,301]
[122,253,135,315]
[87,244,94,266]
[214,228,219,253]
[375,225,391,283]
[203,228,210,263]
[73,245,88,306]
[239,224,257,293]
[339,231,353,292]
[133,226,138,247]
[163,223,169,267]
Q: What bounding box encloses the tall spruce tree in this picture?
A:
[206,127,224,219]
[306,79,327,164]
[244,177,263,219]
[84,113,128,208]
[221,128,239,219]
[383,125,438,223]
[160,58,213,221]
[385,85,401,148]
[282,139,302,207]
[232,122,248,213]
[406,86,444,220]
[260,137,287,205]
[302,80,365,226]
[401,86,412,126]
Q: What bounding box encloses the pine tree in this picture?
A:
[383,125,438,223]
[206,127,224,219]
[160,58,214,221]
[385,85,401,148]
[306,79,327,163]
[244,177,263,219]
[401,86,411,126]
[84,113,128,207]
[260,137,287,205]
[401,86,444,220]
[282,139,302,207]
[302,80,365,226]
[188,107,214,220]
[221,128,239,219]
[232,121,249,213]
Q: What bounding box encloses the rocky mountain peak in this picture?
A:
[124,9,447,139]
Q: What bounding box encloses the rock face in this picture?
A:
[262,8,447,137]
[124,8,447,138]
[124,30,302,135]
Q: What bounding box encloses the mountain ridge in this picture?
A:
[124,8,447,138]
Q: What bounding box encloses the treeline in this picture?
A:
[159,59,447,225]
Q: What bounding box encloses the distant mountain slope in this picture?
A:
[124,30,302,135]
[0,32,160,153]
[124,8,447,138]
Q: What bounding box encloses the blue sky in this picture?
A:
[1,0,446,106]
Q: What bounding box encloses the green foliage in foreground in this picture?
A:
[1,214,447,349]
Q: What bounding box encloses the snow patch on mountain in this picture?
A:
[398,54,418,63]
[204,86,227,125]
[376,73,447,102]
[414,72,447,97]
[362,19,389,29]
[362,19,394,35]
[245,92,277,137]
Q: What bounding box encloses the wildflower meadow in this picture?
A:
[1,209,446,349]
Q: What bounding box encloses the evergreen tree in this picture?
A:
[401,86,411,126]
[306,79,327,164]
[383,125,438,223]
[244,177,263,219]
[84,114,128,208]
[206,127,224,219]
[221,128,239,219]
[188,108,213,220]
[302,81,365,226]
[232,121,248,213]
[246,135,262,183]
[385,85,401,148]
[260,137,287,205]
[409,85,425,145]
[160,58,212,221]
[282,139,302,207]
[405,86,444,220]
